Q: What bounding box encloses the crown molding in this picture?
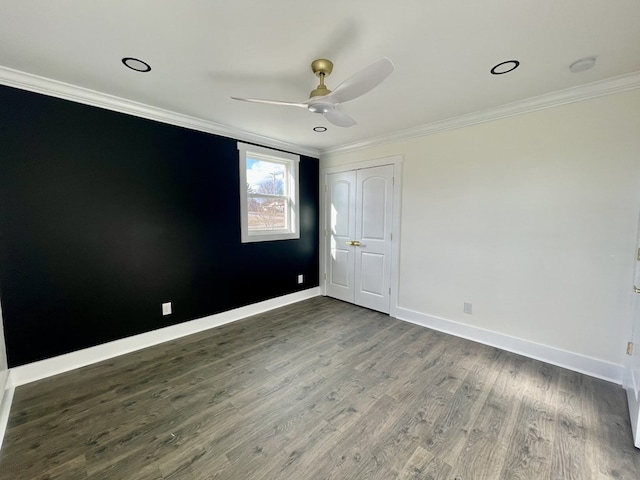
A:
[0,65,321,158]
[322,70,640,157]
[3,65,638,160]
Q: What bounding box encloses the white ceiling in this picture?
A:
[1,1,639,156]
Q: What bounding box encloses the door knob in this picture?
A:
[634,285,640,294]
[345,240,361,246]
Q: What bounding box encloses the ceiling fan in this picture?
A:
[231,57,394,127]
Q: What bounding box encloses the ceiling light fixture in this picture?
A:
[569,56,596,73]
[491,60,520,75]
[313,126,327,132]
[122,57,151,73]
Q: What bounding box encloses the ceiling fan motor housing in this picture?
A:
[310,86,331,98]
[307,102,335,114]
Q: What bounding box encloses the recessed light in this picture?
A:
[122,57,151,73]
[491,60,520,75]
[569,57,596,73]
[313,126,327,132]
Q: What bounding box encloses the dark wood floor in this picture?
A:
[0,296,638,479]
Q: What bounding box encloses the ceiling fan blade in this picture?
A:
[231,97,307,108]
[323,57,394,104]
[324,109,357,127]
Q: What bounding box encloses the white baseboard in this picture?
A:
[9,288,321,388]
[0,288,319,451]
[394,306,623,385]
[2,292,621,451]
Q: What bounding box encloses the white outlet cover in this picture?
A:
[297,274,304,284]
[162,302,172,315]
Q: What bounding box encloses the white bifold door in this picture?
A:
[325,164,394,314]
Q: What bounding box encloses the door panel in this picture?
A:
[325,165,393,314]
[354,165,393,313]
[330,250,350,289]
[326,172,356,303]
[360,252,385,295]
[361,176,387,239]
[332,180,352,237]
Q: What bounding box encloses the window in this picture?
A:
[238,142,300,242]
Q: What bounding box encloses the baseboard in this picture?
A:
[394,306,624,385]
[9,288,321,387]
[3,292,620,451]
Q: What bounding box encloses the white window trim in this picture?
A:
[238,142,300,243]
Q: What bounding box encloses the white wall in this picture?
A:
[322,89,640,373]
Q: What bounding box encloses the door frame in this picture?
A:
[320,155,403,317]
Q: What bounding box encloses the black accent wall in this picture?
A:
[0,85,319,367]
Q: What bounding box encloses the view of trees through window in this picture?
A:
[246,157,287,231]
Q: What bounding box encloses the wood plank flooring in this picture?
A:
[0,296,638,479]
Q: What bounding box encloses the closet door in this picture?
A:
[325,165,393,314]
[325,170,357,304]
[353,165,393,313]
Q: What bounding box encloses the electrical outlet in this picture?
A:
[297,274,304,284]
[162,302,172,316]
[464,302,472,314]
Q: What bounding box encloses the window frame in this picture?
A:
[238,142,300,243]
